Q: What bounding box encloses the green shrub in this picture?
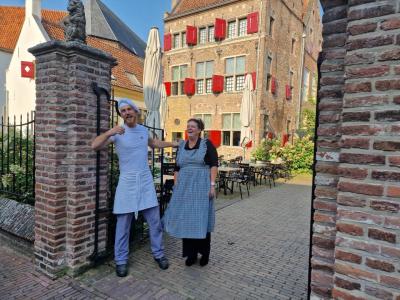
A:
[280,136,314,174]
[251,139,273,161]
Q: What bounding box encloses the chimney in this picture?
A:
[26,0,41,20]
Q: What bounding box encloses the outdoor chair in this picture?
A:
[162,162,176,175]
[239,164,257,187]
[258,165,275,188]
[228,169,250,199]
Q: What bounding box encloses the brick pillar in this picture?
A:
[29,41,116,278]
[334,0,400,299]
[311,1,348,298]
[312,1,400,299]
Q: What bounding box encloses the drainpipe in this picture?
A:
[297,31,307,130]
[254,0,263,146]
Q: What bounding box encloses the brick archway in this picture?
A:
[310,0,400,298]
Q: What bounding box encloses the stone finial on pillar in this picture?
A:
[64,0,87,44]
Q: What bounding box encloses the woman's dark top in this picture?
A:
[174,138,218,172]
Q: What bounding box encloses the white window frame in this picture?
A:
[195,61,214,95]
[199,27,207,44]
[222,113,241,147]
[224,55,246,92]
[171,64,188,96]
[181,32,187,48]
[227,20,237,39]
[173,33,180,49]
[208,26,215,43]
[238,18,247,37]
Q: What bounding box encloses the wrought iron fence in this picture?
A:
[0,115,35,205]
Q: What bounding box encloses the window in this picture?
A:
[269,17,275,36]
[199,27,207,44]
[171,64,188,96]
[238,18,247,37]
[291,38,296,54]
[173,33,180,49]
[222,113,241,146]
[137,109,147,124]
[263,114,270,132]
[225,56,246,92]
[227,21,236,39]
[196,61,214,94]
[266,55,273,90]
[181,32,187,47]
[208,26,215,42]
[289,70,294,89]
[193,113,212,137]
[172,132,183,141]
[311,74,318,99]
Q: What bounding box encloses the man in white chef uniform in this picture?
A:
[92,99,178,277]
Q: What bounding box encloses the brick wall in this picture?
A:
[29,41,115,278]
[312,0,400,299]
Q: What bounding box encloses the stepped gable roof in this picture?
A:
[167,0,238,19]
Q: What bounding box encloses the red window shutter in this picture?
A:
[21,61,35,78]
[208,130,221,148]
[214,18,226,40]
[212,75,224,93]
[285,84,292,100]
[247,12,259,34]
[184,78,195,96]
[186,26,197,46]
[164,33,172,51]
[281,134,289,146]
[164,82,171,96]
[251,72,256,89]
[270,77,276,94]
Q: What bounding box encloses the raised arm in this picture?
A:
[91,126,124,151]
[148,138,179,149]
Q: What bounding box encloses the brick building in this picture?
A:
[162,0,322,158]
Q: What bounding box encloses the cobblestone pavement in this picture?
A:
[0,175,312,300]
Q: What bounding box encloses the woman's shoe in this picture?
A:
[185,256,197,266]
[199,255,209,266]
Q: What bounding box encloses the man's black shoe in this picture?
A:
[155,257,169,270]
[116,264,128,277]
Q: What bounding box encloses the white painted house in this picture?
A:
[0,51,12,120]
[6,0,48,123]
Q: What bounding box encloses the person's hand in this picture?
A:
[172,140,180,147]
[108,126,125,136]
[209,186,216,200]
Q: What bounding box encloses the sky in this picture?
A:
[0,0,171,42]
